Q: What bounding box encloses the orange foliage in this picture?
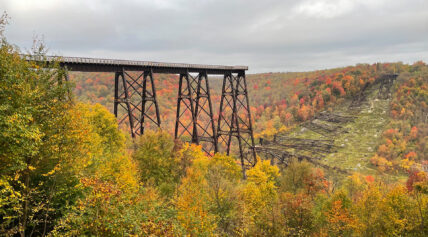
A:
[409,126,418,140]
[365,176,374,183]
[297,104,311,121]
[405,151,417,160]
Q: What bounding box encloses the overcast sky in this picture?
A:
[1,0,427,73]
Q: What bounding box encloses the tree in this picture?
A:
[0,28,88,236]
[132,130,178,196]
[175,147,243,235]
[353,184,382,235]
[52,180,180,236]
[51,107,179,236]
[297,104,311,121]
[241,159,280,236]
[279,158,312,194]
[381,185,421,236]
[278,192,314,236]
[407,171,428,234]
[323,191,356,237]
[0,21,142,235]
[342,173,369,201]
[204,153,242,234]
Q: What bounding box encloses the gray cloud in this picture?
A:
[1,0,427,72]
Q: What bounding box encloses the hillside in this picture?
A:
[3,39,427,235]
[70,62,428,179]
[3,0,428,234]
[256,76,395,181]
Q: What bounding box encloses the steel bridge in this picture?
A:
[29,55,257,175]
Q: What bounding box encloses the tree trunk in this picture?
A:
[20,173,30,237]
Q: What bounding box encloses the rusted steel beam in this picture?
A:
[255,146,348,174]
[314,111,355,123]
[261,137,338,155]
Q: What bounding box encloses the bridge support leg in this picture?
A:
[57,67,72,101]
[114,69,161,138]
[141,70,161,134]
[194,72,218,154]
[217,71,256,178]
[175,72,196,141]
[175,72,217,155]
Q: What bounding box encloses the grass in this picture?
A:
[276,84,408,182]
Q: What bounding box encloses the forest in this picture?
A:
[1,17,428,236]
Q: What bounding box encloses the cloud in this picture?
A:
[292,0,357,18]
[1,0,427,72]
[291,0,388,19]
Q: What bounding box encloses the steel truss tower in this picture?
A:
[175,72,218,155]
[114,69,161,137]
[217,72,256,177]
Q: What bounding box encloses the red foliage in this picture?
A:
[365,175,374,183]
[293,78,300,86]
[406,170,427,192]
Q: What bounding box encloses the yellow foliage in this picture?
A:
[326,200,358,236]
[175,147,243,235]
[370,154,393,172]
[242,159,280,234]
[400,158,414,171]
[98,154,139,193]
[246,159,280,187]
[175,146,217,235]
[68,103,138,192]
[176,163,217,235]
[278,125,288,133]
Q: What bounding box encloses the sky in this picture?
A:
[1,0,427,73]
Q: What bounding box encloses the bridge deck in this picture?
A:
[26,55,248,74]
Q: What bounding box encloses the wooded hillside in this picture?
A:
[1,19,427,235]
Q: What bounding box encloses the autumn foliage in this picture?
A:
[1,18,428,236]
[371,62,428,172]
